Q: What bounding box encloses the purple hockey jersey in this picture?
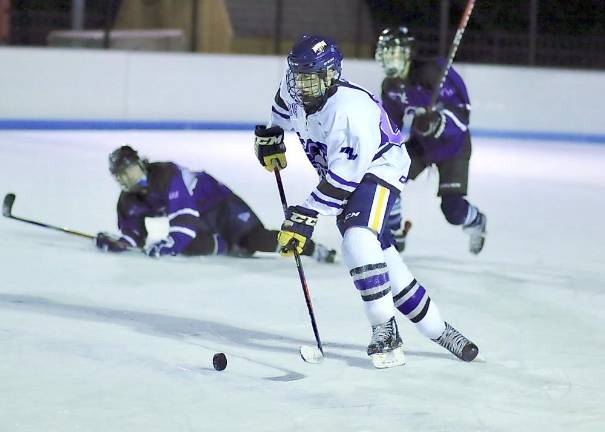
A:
[116,162,232,254]
[381,58,471,163]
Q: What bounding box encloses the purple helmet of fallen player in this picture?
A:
[108,145,149,193]
[286,34,343,112]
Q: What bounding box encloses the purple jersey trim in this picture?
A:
[337,81,404,147]
[272,106,290,120]
[311,192,342,209]
[327,170,359,188]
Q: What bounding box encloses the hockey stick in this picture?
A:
[429,0,476,109]
[272,168,324,364]
[2,193,95,239]
[3,193,145,252]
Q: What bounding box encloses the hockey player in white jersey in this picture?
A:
[254,34,478,368]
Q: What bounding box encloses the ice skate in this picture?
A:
[313,243,337,263]
[367,317,405,368]
[432,322,478,362]
[463,212,486,254]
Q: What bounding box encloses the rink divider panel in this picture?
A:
[1,47,604,142]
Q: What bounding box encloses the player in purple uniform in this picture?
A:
[375,26,487,254]
[95,145,336,262]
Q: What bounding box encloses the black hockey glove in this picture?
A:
[278,205,318,256]
[405,136,425,158]
[254,125,286,172]
[412,107,446,138]
[95,232,130,253]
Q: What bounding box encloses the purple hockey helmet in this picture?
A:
[286,35,343,111]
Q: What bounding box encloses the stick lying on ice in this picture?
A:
[3,192,95,240]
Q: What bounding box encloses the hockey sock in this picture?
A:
[463,205,480,227]
[387,196,403,232]
[383,247,445,339]
[342,227,395,325]
[441,194,472,225]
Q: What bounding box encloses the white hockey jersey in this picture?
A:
[269,74,410,216]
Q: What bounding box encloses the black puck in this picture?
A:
[213,353,227,371]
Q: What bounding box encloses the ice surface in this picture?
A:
[1,131,604,431]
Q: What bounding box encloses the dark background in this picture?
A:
[368,0,605,36]
[5,0,605,70]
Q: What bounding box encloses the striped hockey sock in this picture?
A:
[342,227,396,325]
[383,246,445,339]
[393,278,445,339]
[350,262,395,325]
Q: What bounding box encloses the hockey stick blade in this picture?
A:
[300,345,324,364]
[2,193,16,218]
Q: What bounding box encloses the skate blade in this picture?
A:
[300,345,324,364]
[370,347,406,369]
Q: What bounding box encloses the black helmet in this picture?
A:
[108,145,148,192]
[375,27,415,78]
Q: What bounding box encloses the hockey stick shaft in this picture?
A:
[429,0,476,109]
[3,193,95,239]
[8,215,94,239]
[273,168,324,355]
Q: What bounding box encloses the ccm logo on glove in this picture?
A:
[254,125,287,171]
[278,206,318,256]
[285,212,317,226]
